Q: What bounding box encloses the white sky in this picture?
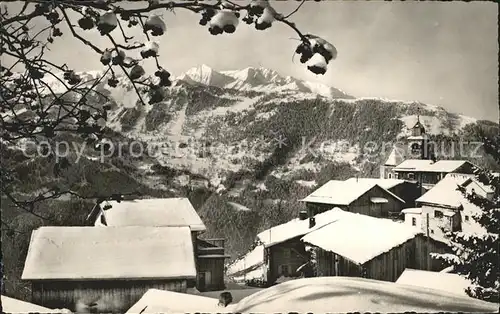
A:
[3,1,499,121]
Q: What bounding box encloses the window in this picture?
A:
[388,173,392,179]
[283,248,291,259]
[408,173,415,180]
[279,264,290,276]
[430,229,434,234]
[412,217,417,226]
[434,210,443,218]
[465,215,470,222]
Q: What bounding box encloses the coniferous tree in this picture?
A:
[432,134,499,303]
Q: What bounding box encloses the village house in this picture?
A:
[22,226,197,313]
[344,178,421,208]
[392,159,477,190]
[401,207,424,230]
[410,173,489,241]
[228,207,451,285]
[86,197,228,292]
[226,210,341,285]
[301,179,406,219]
[301,208,447,282]
[379,116,478,191]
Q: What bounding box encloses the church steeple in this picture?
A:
[408,111,433,160]
[411,111,426,137]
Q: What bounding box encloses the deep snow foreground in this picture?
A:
[396,268,471,297]
[1,295,71,314]
[232,277,498,313]
[125,289,234,314]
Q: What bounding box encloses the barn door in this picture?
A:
[197,272,206,291]
[197,271,212,291]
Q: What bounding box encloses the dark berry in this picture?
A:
[78,16,94,30]
[307,65,326,75]
[223,24,236,34]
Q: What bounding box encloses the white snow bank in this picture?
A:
[125,289,231,314]
[1,295,71,313]
[233,277,498,313]
[396,268,471,297]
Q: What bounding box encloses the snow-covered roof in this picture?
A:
[231,265,266,282]
[301,179,405,205]
[96,198,206,231]
[427,160,474,173]
[384,146,406,166]
[344,178,406,190]
[401,207,423,214]
[125,289,225,314]
[393,159,434,171]
[396,269,471,297]
[416,173,473,208]
[301,208,422,264]
[227,245,264,276]
[22,226,197,280]
[257,209,344,248]
[1,295,71,313]
[232,277,498,313]
[394,159,473,173]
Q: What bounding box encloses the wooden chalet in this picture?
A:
[86,197,228,292]
[22,226,197,313]
[344,178,421,208]
[412,173,489,242]
[393,160,476,189]
[258,210,341,284]
[301,179,406,219]
[301,209,450,282]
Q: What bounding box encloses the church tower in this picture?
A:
[407,115,434,160]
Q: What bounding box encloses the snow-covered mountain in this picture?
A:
[178,64,353,99]
[5,64,497,194]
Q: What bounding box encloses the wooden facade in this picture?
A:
[196,238,228,292]
[264,237,309,284]
[387,181,422,208]
[312,234,451,283]
[394,162,475,189]
[305,185,404,219]
[31,279,188,313]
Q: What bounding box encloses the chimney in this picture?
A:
[299,211,308,220]
[309,217,316,229]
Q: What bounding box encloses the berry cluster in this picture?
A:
[45,9,60,25]
[100,49,112,66]
[295,36,337,75]
[155,69,172,87]
[107,76,119,88]
[111,50,125,66]
[247,0,277,31]
[63,70,82,85]
[97,11,118,36]
[140,41,159,59]
[207,9,240,35]
[199,9,216,26]
[144,15,166,36]
[129,65,145,80]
